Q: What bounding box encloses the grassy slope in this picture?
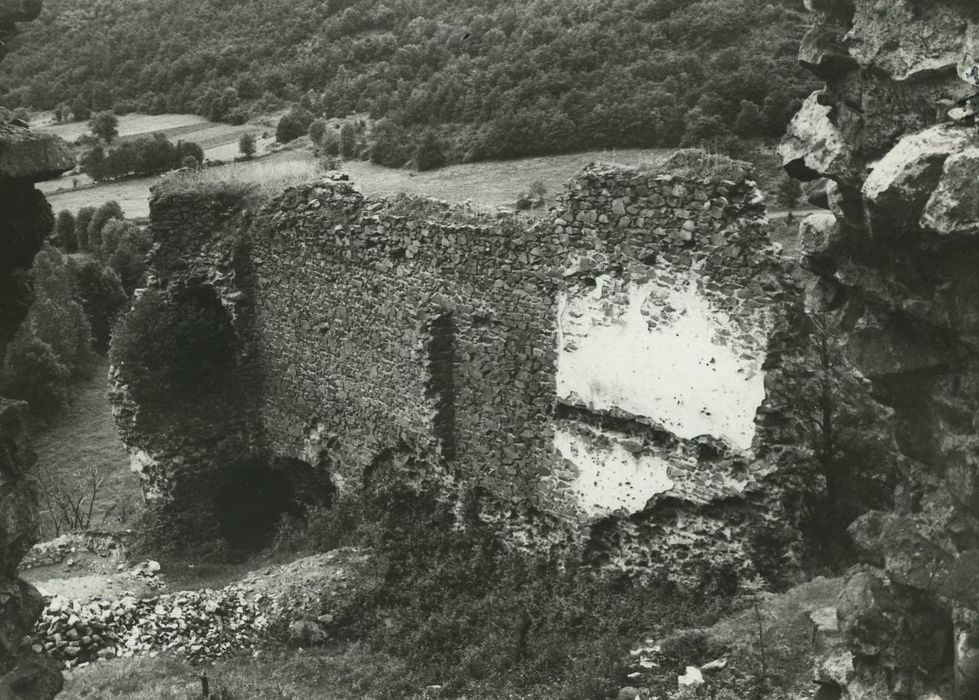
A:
[31,358,142,538]
[38,143,678,218]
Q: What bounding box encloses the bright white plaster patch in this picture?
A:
[554,427,674,517]
[556,271,766,451]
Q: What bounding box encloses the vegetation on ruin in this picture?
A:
[5,0,816,165]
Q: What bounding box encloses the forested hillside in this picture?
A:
[2,0,817,161]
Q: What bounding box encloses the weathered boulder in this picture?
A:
[837,567,950,679]
[0,123,73,183]
[861,124,974,237]
[779,92,854,183]
[799,24,857,79]
[920,148,979,236]
[799,211,844,273]
[847,0,978,81]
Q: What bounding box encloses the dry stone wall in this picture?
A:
[120,155,807,585]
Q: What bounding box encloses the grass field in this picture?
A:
[34,112,278,161]
[34,112,797,224]
[40,144,680,220]
[31,358,142,538]
[343,147,673,212]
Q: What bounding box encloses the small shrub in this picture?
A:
[276,112,307,144]
[307,118,327,146]
[319,128,341,156]
[36,461,108,536]
[111,286,235,403]
[339,122,358,158]
[238,132,256,158]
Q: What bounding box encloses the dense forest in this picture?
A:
[2,0,817,161]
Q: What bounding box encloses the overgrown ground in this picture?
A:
[31,357,142,539]
[57,571,840,700]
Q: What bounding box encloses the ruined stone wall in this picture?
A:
[248,181,556,502]
[782,1,979,697]
[124,155,806,583]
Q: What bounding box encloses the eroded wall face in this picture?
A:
[242,169,789,520]
[547,166,791,519]
[130,161,805,584]
[249,184,558,501]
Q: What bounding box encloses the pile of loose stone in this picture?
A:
[30,586,272,668]
[27,549,366,669]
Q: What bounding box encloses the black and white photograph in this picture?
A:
[0,0,976,697]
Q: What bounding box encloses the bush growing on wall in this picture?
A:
[111,287,235,404]
[309,469,735,698]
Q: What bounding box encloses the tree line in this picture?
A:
[5,0,815,164]
[0,202,151,416]
[82,133,205,182]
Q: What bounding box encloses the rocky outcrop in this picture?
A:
[0,2,73,696]
[0,4,71,346]
[0,123,73,183]
[0,401,62,698]
[783,1,979,698]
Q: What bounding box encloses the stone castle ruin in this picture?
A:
[110,152,811,585]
